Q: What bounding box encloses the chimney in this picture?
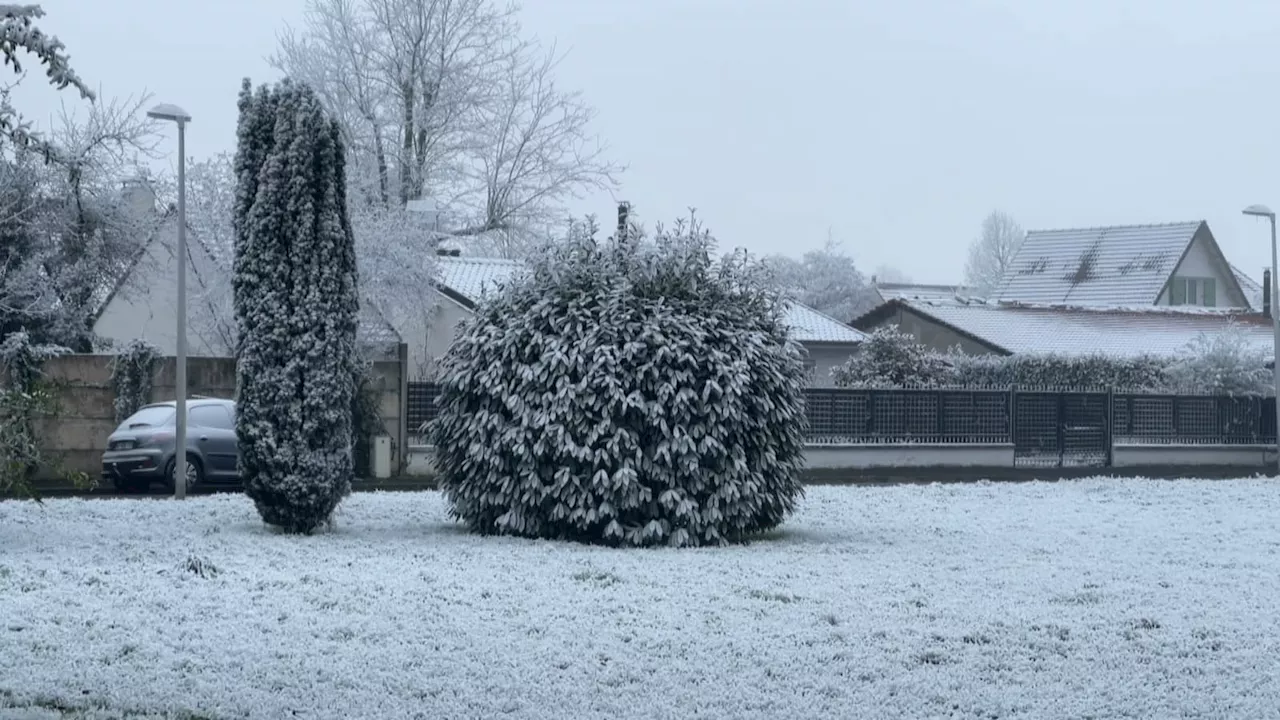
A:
[616,201,630,240]
[1265,269,1272,318]
[120,176,155,217]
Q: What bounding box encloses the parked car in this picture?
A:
[101,398,239,493]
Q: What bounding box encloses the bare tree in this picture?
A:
[964,210,1024,299]
[270,0,620,253]
[872,265,911,284]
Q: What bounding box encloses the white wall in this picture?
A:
[1156,230,1247,308]
[802,343,859,386]
[389,287,475,380]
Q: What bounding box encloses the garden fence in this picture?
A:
[405,382,1278,468]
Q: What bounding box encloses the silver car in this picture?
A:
[101,399,240,493]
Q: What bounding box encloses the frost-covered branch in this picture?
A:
[0,3,94,159]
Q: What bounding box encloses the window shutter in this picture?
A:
[1203,278,1216,307]
[1170,278,1186,305]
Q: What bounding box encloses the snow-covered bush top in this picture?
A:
[431,216,809,547]
[1166,322,1273,396]
[830,326,948,388]
[108,339,159,422]
[946,352,1172,391]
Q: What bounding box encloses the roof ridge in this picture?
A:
[1026,220,1203,235]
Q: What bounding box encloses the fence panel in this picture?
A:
[1113,393,1276,445]
[1013,390,1109,467]
[804,388,1010,445]
[406,382,442,436]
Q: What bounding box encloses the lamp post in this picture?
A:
[1243,203,1280,474]
[148,103,192,499]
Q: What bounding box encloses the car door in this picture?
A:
[189,405,238,480]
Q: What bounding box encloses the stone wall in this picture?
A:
[36,353,405,479]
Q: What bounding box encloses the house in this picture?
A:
[408,254,866,385]
[852,297,1277,359]
[92,184,402,359]
[996,220,1254,309]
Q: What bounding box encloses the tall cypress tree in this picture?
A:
[233,78,360,534]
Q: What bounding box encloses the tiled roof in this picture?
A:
[873,282,969,303]
[898,298,1275,358]
[357,302,403,346]
[996,221,1203,306]
[1231,264,1265,311]
[435,256,863,345]
[783,303,866,344]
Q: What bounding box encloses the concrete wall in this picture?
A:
[402,442,1018,478]
[1112,443,1272,468]
[37,354,405,479]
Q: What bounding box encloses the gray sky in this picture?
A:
[16,0,1280,284]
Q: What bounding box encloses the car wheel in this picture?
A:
[163,456,204,493]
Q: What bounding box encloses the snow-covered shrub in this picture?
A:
[0,331,72,499]
[350,359,386,478]
[108,339,159,422]
[233,79,360,534]
[1167,323,1272,395]
[431,217,808,547]
[830,326,948,387]
[946,352,1170,390]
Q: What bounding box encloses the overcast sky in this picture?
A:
[15,0,1280,284]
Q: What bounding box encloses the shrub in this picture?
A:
[946,352,1171,390]
[1167,322,1272,395]
[431,216,808,547]
[109,339,160,422]
[232,78,360,534]
[831,326,948,387]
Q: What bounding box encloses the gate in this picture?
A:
[1013,390,1110,467]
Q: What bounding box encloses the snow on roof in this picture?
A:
[435,256,864,345]
[1231,264,1265,311]
[874,282,970,303]
[900,297,1276,358]
[996,221,1204,306]
[783,302,866,344]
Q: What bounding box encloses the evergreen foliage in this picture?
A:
[232,78,360,534]
[109,339,160,422]
[431,217,808,547]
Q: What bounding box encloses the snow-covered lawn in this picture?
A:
[3,479,1280,719]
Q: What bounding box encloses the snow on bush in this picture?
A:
[947,352,1171,390]
[431,217,808,547]
[108,339,159,422]
[830,326,948,388]
[232,78,360,534]
[1167,322,1273,395]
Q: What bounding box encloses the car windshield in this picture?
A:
[119,406,175,431]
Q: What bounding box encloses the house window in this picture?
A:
[1170,277,1216,307]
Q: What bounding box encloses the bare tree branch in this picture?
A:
[964,209,1025,299]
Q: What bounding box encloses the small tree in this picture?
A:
[831,326,947,387]
[432,215,808,547]
[233,78,360,534]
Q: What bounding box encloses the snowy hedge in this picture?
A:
[431,217,808,547]
[946,352,1171,390]
[233,79,360,534]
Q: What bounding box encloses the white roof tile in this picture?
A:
[1232,264,1265,311]
[434,256,863,345]
[874,282,970,303]
[997,221,1202,306]
[900,298,1275,358]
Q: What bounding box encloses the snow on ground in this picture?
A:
[3,479,1280,719]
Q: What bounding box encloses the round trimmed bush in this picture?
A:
[431,218,808,547]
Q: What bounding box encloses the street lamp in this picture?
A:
[1243,203,1280,474]
[148,103,192,499]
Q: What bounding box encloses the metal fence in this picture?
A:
[404,382,1277,465]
